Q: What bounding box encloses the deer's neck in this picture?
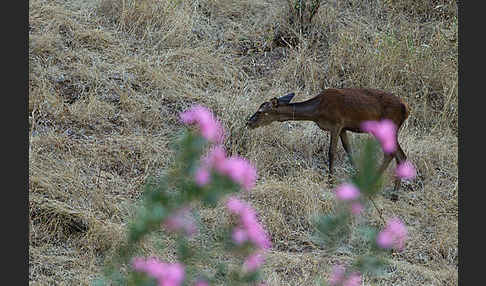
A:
[275,99,320,122]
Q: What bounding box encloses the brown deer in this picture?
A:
[246,88,410,192]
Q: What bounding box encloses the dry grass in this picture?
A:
[29,0,457,285]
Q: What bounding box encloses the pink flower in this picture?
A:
[376,217,408,251]
[329,265,362,286]
[196,146,257,191]
[226,197,272,250]
[232,227,248,245]
[202,145,227,171]
[194,280,209,286]
[226,196,245,213]
[361,119,397,154]
[335,183,361,201]
[328,264,346,286]
[133,257,164,278]
[180,105,224,144]
[132,257,185,286]
[334,184,364,216]
[243,252,265,272]
[163,207,198,237]
[395,160,416,179]
[194,146,227,186]
[161,263,186,286]
[194,167,211,186]
[243,215,271,250]
[343,272,362,286]
[219,156,257,191]
[237,203,271,250]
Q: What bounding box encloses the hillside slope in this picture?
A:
[29,0,458,284]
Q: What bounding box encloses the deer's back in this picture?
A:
[315,88,408,131]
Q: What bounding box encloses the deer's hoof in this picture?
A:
[327,174,336,186]
[382,188,399,202]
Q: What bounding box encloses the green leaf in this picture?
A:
[353,255,388,276]
[177,237,196,263]
[352,139,383,197]
[312,214,350,248]
[241,270,261,283]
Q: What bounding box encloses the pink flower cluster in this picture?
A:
[361,119,417,181]
[395,160,416,180]
[180,105,224,144]
[376,217,408,251]
[361,119,397,154]
[163,207,198,237]
[180,106,257,191]
[334,183,363,216]
[226,197,271,250]
[132,257,185,286]
[226,197,271,272]
[194,280,209,286]
[195,145,257,191]
[243,252,265,272]
[329,264,362,286]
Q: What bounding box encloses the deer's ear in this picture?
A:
[270,97,279,107]
[278,92,295,104]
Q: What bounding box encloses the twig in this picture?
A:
[299,0,303,37]
[308,0,321,25]
[369,196,386,225]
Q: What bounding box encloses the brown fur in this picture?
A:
[247,88,410,194]
[314,88,409,132]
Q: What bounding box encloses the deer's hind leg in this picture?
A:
[378,135,408,200]
[339,130,355,167]
[392,142,408,192]
[377,153,394,175]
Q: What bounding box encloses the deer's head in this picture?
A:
[246,93,295,129]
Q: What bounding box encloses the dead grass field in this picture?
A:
[29,0,458,285]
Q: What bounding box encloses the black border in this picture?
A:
[6,0,29,283]
[458,1,475,285]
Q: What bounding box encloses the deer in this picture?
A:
[246,88,410,193]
